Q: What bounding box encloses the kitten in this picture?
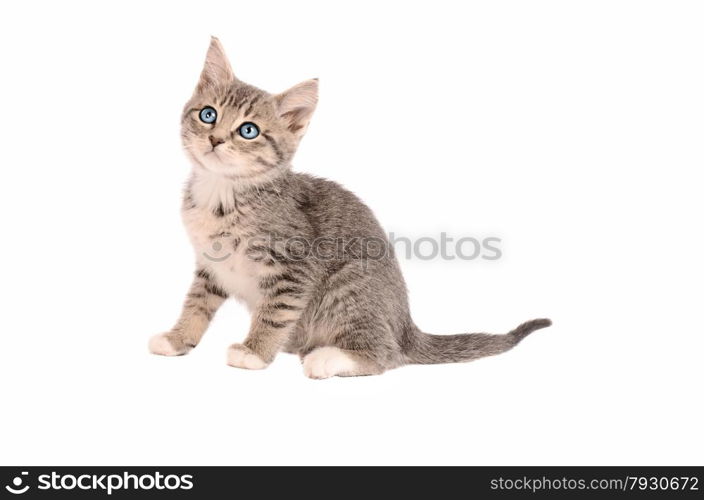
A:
[149,37,551,378]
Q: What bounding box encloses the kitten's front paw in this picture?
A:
[227,344,268,370]
[148,333,190,356]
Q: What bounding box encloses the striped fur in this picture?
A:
[149,37,552,378]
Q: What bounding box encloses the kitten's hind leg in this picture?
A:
[302,346,385,379]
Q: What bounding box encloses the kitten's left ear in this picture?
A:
[275,79,319,138]
[197,36,235,91]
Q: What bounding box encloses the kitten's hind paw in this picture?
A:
[302,346,356,379]
[148,333,192,356]
[226,344,268,370]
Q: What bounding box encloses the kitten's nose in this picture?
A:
[209,135,225,148]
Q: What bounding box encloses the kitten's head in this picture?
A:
[181,37,318,183]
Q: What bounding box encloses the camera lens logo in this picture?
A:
[203,239,231,262]
[5,472,29,495]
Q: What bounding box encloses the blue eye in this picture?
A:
[199,106,217,124]
[238,122,260,140]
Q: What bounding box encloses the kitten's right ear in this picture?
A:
[196,37,235,91]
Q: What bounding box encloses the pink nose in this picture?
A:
[209,135,225,148]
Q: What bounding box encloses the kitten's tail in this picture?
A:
[406,318,552,365]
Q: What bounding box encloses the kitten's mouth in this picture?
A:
[201,148,227,168]
[194,146,245,173]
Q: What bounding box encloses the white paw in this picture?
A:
[227,345,267,370]
[303,347,357,379]
[149,333,185,356]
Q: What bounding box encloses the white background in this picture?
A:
[0,0,702,466]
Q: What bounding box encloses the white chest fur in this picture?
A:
[181,175,265,311]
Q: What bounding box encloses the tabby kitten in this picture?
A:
[149,37,551,378]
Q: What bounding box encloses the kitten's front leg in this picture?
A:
[149,269,227,356]
[227,270,309,370]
